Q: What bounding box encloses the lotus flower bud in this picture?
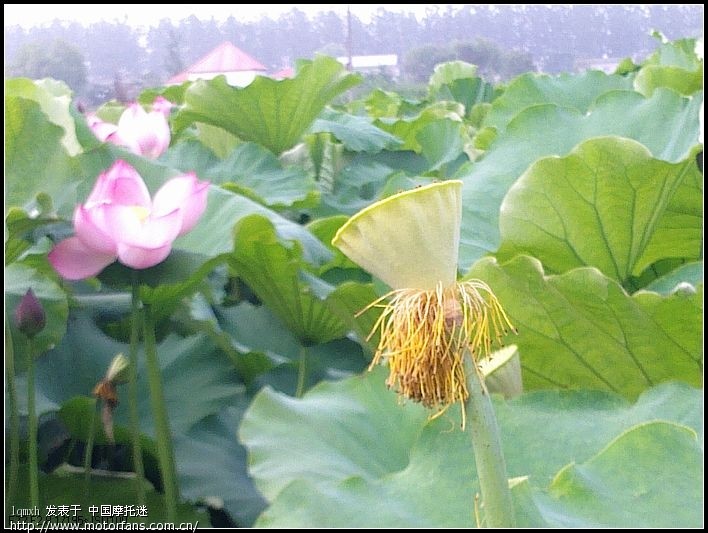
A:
[14,289,46,339]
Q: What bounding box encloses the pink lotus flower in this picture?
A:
[49,160,209,280]
[87,97,173,159]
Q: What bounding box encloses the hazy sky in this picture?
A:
[5,4,465,28]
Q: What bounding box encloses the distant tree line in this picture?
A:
[404,39,535,82]
[5,4,702,98]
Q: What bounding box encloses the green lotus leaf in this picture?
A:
[5,78,81,155]
[483,70,633,133]
[230,215,348,345]
[208,142,319,210]
[497,136,700,284]
[309,108,402,153]
[634,37,703,97]
[241,369,701,527]
[5,96,79,214]
[428,61,495,116]
[540,422,701,527]
[456,88,702,268]
[467,255,702,399]
[176,56,360,154]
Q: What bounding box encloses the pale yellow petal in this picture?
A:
[332,181,462,290]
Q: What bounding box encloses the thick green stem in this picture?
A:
[463,353,515,527]
[143,305,179,522]
[295,346,308,398]
[5,323,20,509]
[26,338,40,508]
[129,272,146,506]
[83,399,98,507]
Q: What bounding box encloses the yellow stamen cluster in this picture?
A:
[364,280,516,418]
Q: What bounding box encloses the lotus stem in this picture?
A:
[26,337,40,508]
[463,352,515,527]
[5,322,20,510]
[143,304,179,522]
[129,272,146,506]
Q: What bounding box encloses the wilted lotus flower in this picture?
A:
[14,289,46,339]
[87,97,172,159]
[49,160,209,280]
[93,353,131,444]
[332,181,515,422]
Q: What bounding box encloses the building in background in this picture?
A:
[336,54,399,77]
[167,41,267,86]
[574,57,622,74]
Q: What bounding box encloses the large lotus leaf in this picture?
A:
[298,131,347,188]
[158,139,220,178]
[5,96,79,214]
[240,367,427,501]
[178,186,329,263]
[428,61,495,116]
[456,88,702,268]
[416,119,467,172]
[309,108,401,153]
[483,70,633,132]
[363,88,422,120]
[467,255,702,398]
[538,422,702,528]
[436,75,495,116]
[634,65,703,97]
[637,159,703,275]
[175,406,267,526]
[314,151,426,216]
[230,215,348,345]
[176,56,360,154]
[208,142,318,210]
[375,101,465,152]
[241,369,701,527]
[5,78,81,155]
[6,260,68,366]
[253,476,549,527]
[497,137,699,283]
[194,122,241,159]
[649,36,702,71]
[428,60,479,92]
[634,37,703,97]
[258,420,701,530]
